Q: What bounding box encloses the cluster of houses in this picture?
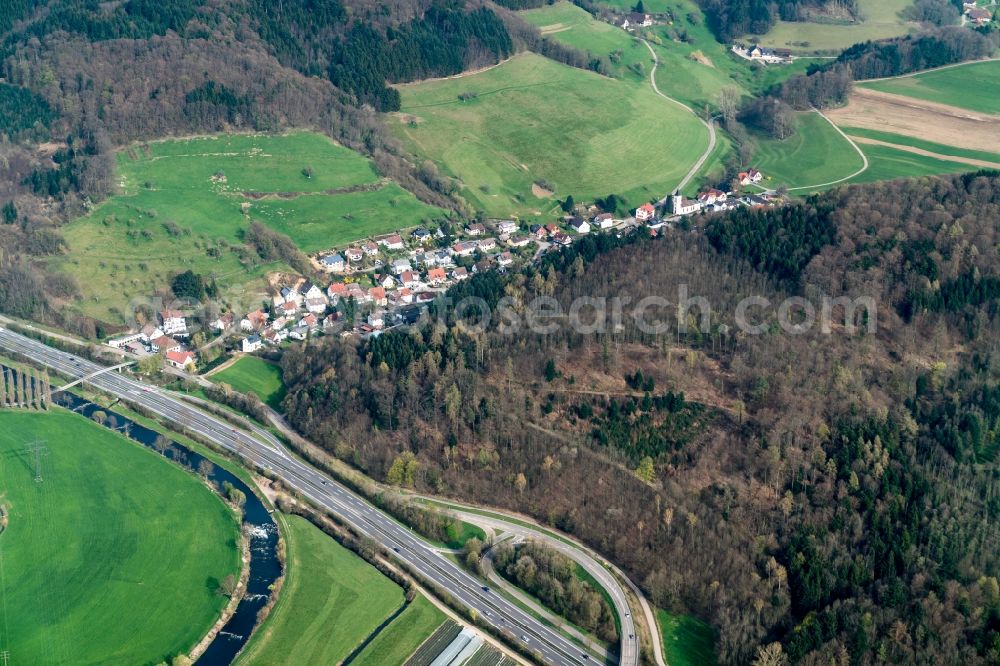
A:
[106,310,198,369]
[732,43,793,64]
[103,178,784,368]
[963,2,994,26]
[620,11,654,31]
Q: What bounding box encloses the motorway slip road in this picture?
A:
[0,326,636,666]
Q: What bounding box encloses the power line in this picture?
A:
[22,440,47,483]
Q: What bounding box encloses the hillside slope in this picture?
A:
[280,171,1000,664]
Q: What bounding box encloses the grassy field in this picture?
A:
[758,0,918,53]
[750,111,865,188]
[521,2,651,80]
[658,610,718,666]
[394,52,708,217]
[846,143,973,185]
[351,595,447,666]
[251,183,440,251]
[236,515,404,665]
[0,410,240,665]
[56,132,444,324]
[212,356,286,410]
[860,61,1000,115]
[839,126,1000,165]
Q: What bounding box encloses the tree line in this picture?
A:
[697,0,858,42]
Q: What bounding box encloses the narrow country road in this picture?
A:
[785,108,869,192]
[639,39,717,197]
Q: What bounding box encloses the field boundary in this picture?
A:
[857,56,1000,84]
[848,135,1000,169]
[784,109,869,191]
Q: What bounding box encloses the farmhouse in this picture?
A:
[738,44,792,63]
[635,203,656,222]
[967,7,992,25]
[165,350,196,370]
[150,335,182,354]
[622,12,652,30]
[569,217,591,234]
[320,254,346,272]
[739,168,764,185]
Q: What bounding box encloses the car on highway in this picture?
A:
[482,586,490,592]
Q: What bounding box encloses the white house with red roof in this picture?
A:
[165,350,196,370]
[159,310,188,336]
[739,168,764,185]
[635,203,656,221]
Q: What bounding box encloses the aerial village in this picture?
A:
[104,173,778,370]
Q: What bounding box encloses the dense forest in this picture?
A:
[280,172,1000,664]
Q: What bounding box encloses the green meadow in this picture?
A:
[530,2,819,109]
[840,126,1000,165]
[860,60,1000,115]
[846,143,973,185]
[212,356,286,411]
[394,52,709,217]
[351,595,447,666]
[0,410,240,665]
[56,132,444,324]
[757,0,918,53]
[236,515,405,666]
[658,610,718,666]
[751,111,865,189]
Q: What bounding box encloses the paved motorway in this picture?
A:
[0,327,637,666]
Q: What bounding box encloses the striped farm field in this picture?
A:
[860,60,1000,115]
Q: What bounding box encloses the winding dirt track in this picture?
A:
[639,39,717,195]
